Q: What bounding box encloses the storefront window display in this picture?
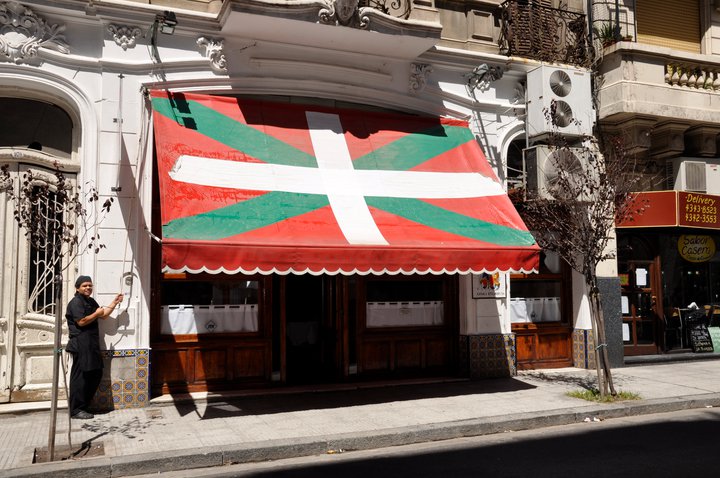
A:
[660,233,720,318]
[365,279,444,328]
[160,279,260,335]
[510,251,565,324]
[619,230,720,353]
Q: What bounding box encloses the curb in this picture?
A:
[2,393,719,478]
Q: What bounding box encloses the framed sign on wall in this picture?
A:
[472,272,506,298]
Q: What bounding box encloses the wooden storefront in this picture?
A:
[511,252,574,369]
[151,274,459,394]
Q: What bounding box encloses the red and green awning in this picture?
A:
[151,91,538,275]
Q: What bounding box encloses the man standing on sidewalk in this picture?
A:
[65,275,123,419]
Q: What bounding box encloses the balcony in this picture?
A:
[597,41,720,158]
[498,0,593,67]
[214,0,442,60]
[360,0,411,21]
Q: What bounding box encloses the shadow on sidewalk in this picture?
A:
[166,377,537,420]
[240,409,720,477]
[520,371,597,390]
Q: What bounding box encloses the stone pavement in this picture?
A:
[1,358,720,477]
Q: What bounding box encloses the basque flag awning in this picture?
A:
[151,91,539,275]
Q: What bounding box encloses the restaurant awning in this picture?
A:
[151,91,539,275]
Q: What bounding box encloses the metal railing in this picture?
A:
[498,0,594,67]
[362,0,410,20]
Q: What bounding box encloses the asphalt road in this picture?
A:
[139,407,720,478]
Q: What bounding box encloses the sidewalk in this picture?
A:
[2,359,720,477]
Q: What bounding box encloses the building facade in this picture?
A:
[595,0,720,356]
[0,0,604,408]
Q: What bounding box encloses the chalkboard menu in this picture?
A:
[689,323,714,353]
[710,327,720,349]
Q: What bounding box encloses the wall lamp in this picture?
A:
[156,11,177,35]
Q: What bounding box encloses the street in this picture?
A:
[139,407,720,478]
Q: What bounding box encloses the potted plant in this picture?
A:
[594,21,617,47]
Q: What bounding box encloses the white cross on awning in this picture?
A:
[169,111,505,245]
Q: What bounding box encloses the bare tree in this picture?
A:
[513,129,648,397]
[0,163,112,460]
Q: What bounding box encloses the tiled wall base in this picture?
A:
[460,334,516,378]
[91,349,149,411]
[572,329,596,370]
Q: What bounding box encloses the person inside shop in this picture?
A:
[65,275,123,419]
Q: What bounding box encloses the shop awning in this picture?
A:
[151,91,539,275]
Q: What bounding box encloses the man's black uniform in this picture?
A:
[65,291,104,417]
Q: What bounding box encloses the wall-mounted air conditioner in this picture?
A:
[667,158,720,194]
[526,65,595,140]
[523,145,594,200]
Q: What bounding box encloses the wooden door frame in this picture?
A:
[622,257,663,356]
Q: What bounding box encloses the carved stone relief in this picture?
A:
[14,314,61,391]
[108,24,142,51]
[0,0,69,64]
[318,0,370,29]
[465,63,504,97]
[512,82,526,105]
[197,36,227,74]
[409,63,432,95]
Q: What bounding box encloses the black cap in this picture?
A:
[75,275,92,289]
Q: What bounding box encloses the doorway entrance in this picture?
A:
[620,259,662,355]
[283,275,342,384]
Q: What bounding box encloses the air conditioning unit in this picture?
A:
[523,145,593,200]
[526,65,595,140]
[667,158,720,194]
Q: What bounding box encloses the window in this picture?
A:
[365,279,444,328]
[510,251,566,324]
[160,279,260,334]
[27,187,64,316]
[1,97,76,317]
[636,0,700,53]
[0,98,73,158]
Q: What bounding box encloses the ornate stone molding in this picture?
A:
[16,315,67,349]
[0,317,7,346]
[318,0,370,29]
[650,122,689,160]
[0,1,69,64]
[512,81,526,105]
[197,36,227,74]
[108,24,142,51]
[602,117,656,155]
[465,64,504,97]
[684,125,720,157]
[409,63,432,95]
[0,148,79,172]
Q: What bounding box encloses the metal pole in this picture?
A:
[47,273,63,461]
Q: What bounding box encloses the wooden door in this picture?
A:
[621,259,662,355]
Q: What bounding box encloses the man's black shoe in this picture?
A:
[71,410,94,419]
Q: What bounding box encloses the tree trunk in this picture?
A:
[591,316,605,394]
[48,274,63,461]
[588,282,616,397]
[595,294,617,396]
